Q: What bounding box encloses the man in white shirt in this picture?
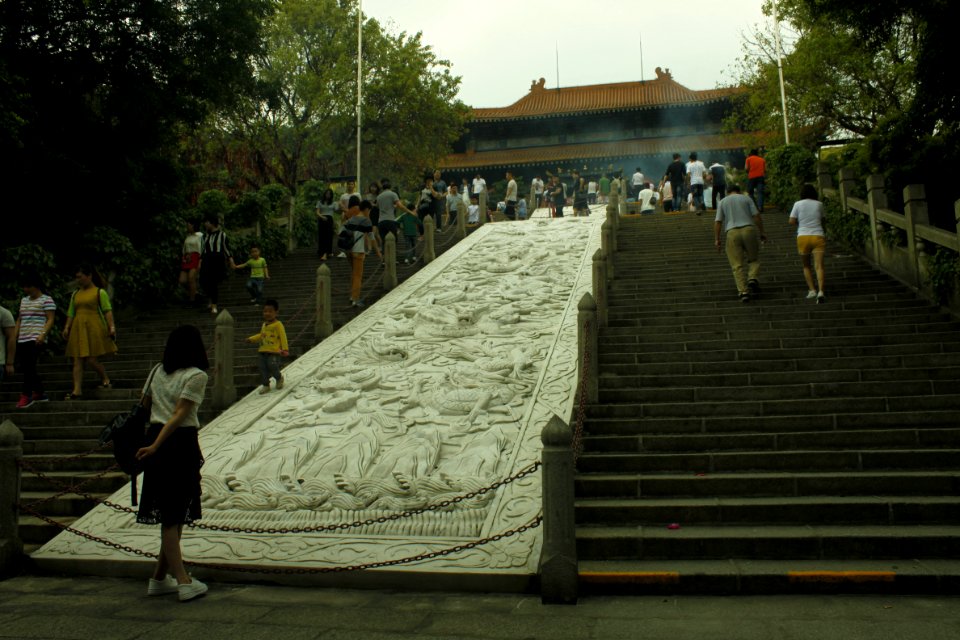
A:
[531,175,544,209]
[504,171,518,220]
[472,174,486,199]
[637,183,659,214]
[587,179,598,204]
[631,167,645,199]
[686,153,707,214]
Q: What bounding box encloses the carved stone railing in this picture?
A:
[817,162,960,311]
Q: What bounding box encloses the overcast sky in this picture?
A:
[362,0,772,108]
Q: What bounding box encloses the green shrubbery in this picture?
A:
[765,144,817,210]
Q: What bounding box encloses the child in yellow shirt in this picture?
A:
[247,299,288,393]
[234,244,270,305]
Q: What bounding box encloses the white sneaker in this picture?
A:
[147,575,178,596]
[258,385,271,394]
[178,578,208,602]
[806,290,817,299]
[336,251,346,258]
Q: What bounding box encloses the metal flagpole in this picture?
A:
[772,1,790,144]
[356,0,363,187]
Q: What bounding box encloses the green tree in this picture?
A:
[0,0,272,305]
[199,0,469,194]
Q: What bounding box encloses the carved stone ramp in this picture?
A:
[577,209,960,594]
[5,225,471,550]
[32,211,605,590]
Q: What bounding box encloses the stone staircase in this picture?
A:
[2,238,449,551]
[576,210,960,593]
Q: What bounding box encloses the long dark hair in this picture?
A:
[162,325,209,374]
[76,262,106,288]
[320,188,334,205]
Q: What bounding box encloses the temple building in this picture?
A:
[441,67,752,184]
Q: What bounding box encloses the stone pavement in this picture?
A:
[1,574,959,640]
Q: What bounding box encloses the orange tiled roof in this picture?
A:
[440,133,754,171]
[473,68,740,121]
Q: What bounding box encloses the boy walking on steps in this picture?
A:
[247,299,288,393]
[234,244,270,305]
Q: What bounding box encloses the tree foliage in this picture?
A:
[196,0,469,194]
[0,0,272,302]
[729,0,958,228]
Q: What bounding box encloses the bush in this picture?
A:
[259,183,291,214]
[196,189,231,224]
[824,197,869,251]
[766,144,817,211]
[0,243,60,311]
[228,191,271,229]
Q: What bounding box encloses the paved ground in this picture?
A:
[1,574,959,640]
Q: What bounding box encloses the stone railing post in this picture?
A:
[212,310,236,411]
[383,233,398,291]
[837,167,857,214]
[604,208,618,253]
[287,195,296,251]
[478,189,487,226]
[315,263,333,342]
[578,292,599,404]
[456,200,467,239]
[539,414,578,605]
[592,249,607,328]
[866,175,887,265]
[0,420,24,573]
[606,191,620,234]
[904,184,929,289]
[422,215,437,264]
[816,162,833,192]
[601,220,614,282]
[619,177,627,217]
[528,183,536,216]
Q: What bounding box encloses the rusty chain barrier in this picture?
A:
[18,456,543,574]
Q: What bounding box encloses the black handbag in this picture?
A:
[99,364,160,505]
[337,228,354,251]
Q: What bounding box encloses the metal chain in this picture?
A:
[23,444,107,465]
[16,458,122,510]
[18,457,541,535]
[18,501,542,575]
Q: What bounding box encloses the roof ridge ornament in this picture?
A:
[530,77,546,92]
[655,67,672,81]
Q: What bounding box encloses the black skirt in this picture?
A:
[136,424,204,526]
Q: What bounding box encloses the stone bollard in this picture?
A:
[816,161,834,192]
[456,201,467,239]
[592,249,607,328]
[383,233,398,291]
[866,175,887,266]
[315,263,333,342]
[423,215,437,264]
[837,167,857,214]
[601,220,615,282]
[578,293,599,404]
[539,414,578,605]
[0,420,24,573]
[603,213,617,255]
[903,184,930,289]
[212,310,237,411]
[478,189,487,226]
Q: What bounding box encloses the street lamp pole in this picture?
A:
[772,1,790,144]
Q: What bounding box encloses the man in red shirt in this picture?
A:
[745,148,766,211]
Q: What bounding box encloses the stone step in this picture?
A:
[597,380,943,405]
[598,334,960,355]
[597,352,960,376]
[18,515,76,545]
[20,492,111,517]
[575,525,960,560]
[577,559,960,594]
[23,453,118,472]
[582,409,960,436]
[599,366,960,389]
[586,394,960,419]
[575,449,960,474]
[574,496,960,526]
[574,470,960,499]
[601,312,955,333]
[581,428,960,454]
[19,469,130,494]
